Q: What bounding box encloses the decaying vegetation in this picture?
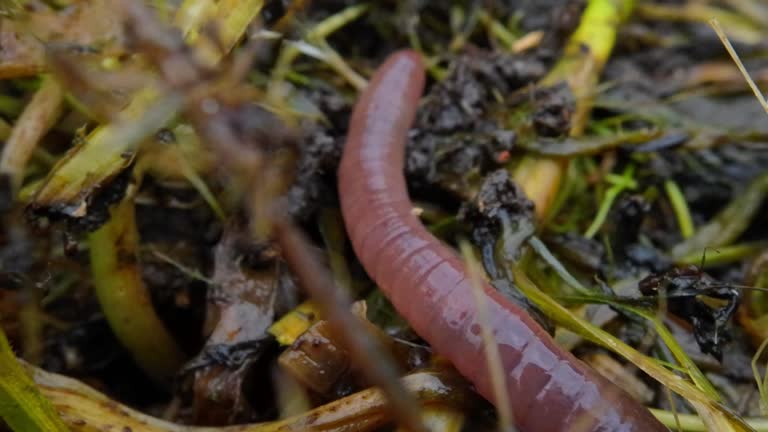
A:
[2,0,768,431]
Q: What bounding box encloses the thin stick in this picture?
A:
[709,18,768,117]
[459,241,515,432]
[273,221,428,432]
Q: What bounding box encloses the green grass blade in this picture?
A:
[0,328,69,432]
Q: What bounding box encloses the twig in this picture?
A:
[709,18,768,117]
[272,221,429,432]
[459,241,514,432]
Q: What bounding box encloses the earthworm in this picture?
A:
[338,50,667,432]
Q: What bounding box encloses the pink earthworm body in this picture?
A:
[338,50,667,431]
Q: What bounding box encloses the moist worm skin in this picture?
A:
[338,50,667,432]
